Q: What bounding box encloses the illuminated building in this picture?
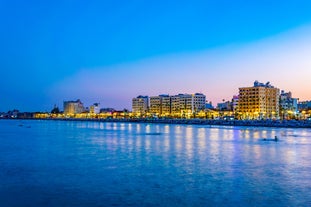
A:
[63,99,85,114]
[132,95,149,114]
[90,103,100,114]
[171,95,181,116]
[192,93,206,112]
[161,95,171,115]
[279,91,298,119]
[237,81,280,119]
[150,95,170,115]
[132,93,206,117]
[298,100,311,110]
[298,100,311,119]
[179,94,193,115]
[159,93,206,117]
[232,95,239,112]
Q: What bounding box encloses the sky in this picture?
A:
[1,0,311,112]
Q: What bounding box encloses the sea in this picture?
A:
[0,119,311,206]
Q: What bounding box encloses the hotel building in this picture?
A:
[63,99,85,114]
[237,81,280,119]
[149,96,162,115]
[149,95,170,115]
[171,95,181,116]
[148,93,206,117]
[161,95,172,115]
[132,95,149,114]
[192,93,206,112]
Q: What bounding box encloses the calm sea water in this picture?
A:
[0,120,311,206]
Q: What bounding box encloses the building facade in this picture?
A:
[149,95,171,116]
[232,95,239,113]
[179,94,193,115]
[237,81,280,119]
[161,95,171,115]
[90,103,100,114]
[298,101,311,111]
[171,95,181,116]
[132,93,206,117]
[279,91,298,119]
[132,95,149,114]
[63,99,85,114]
[192,93,206,112]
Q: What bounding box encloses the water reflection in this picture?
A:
[2,120,311,206]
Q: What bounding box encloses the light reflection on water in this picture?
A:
[0,120,311,206]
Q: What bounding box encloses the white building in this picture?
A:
[132,95,149,114]
[90,103,100,114]
[192,93,206,112]
[280,90,298,118]
[150,94,170,115]
[232,95,239,112]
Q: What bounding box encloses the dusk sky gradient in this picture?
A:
[1,0,311,111]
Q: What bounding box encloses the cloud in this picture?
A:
[49,24,311,109]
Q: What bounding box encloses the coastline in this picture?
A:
[3,118,311,128]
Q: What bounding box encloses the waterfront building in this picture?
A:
[171,95,181,116]
[298,100,311,119]
[192,93,206,112]
[149,96,162,115]
[179,94,193,116]
[298,100,311,110]
[237,81,280,119]
[132,95,149,114]
[279,91,298,119]
[63,99,85,114]
[217,101,232,111]
[170,93,206,117]
[232,95,239,113]
[149,94,170,116]
[90,103,100,114]
[161,95,171,116]
[133,93,206,117]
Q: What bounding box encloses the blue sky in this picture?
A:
[1,0,311,111]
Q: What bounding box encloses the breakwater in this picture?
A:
[26,118,311,128]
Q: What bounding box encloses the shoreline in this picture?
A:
[3,118,311,128]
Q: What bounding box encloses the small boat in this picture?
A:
[262,136,278,142]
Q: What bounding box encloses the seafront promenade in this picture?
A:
[23,118,311,128]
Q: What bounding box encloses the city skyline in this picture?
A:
[1,1,311,111]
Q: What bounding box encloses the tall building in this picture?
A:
[171,95,181,116]
[179,94,193,114]
[237,81,280,119]
[192,93,206,112]
[169,93,206,116]
[63,99,85,114]
[132,93,206,117]
[150,94,170,115]
[149,96,162,115]
[132,95,149,114]
[161,95,171,115]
